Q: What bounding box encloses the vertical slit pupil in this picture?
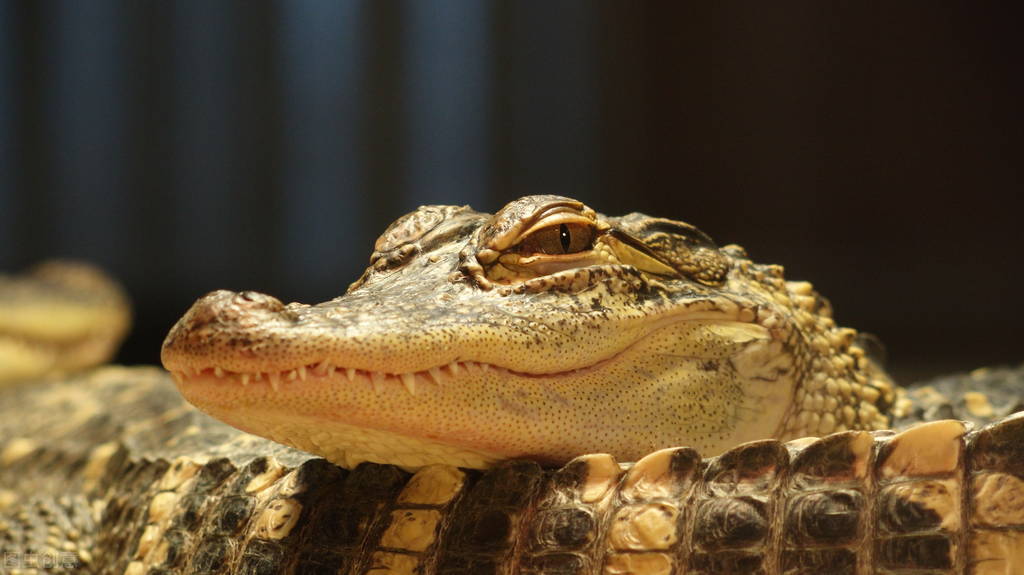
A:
[559,224,571,253]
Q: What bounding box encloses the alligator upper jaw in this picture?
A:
[159,284,755,381]
[162,285,642,379]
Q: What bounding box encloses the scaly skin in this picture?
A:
[3,367,1023,574]
[0,260,130,384]
[162,196,897,470]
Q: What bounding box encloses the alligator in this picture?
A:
[1,196,1022,574]
[0,261,129,384]
[161,195,901,471]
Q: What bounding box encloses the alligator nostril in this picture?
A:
[230,290,286,313]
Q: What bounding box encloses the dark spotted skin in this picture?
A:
[2,366,1023,574]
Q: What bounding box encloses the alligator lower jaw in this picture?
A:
[169,359,544,464]
[170,366,512,470]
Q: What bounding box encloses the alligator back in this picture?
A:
[2,367,1023,574]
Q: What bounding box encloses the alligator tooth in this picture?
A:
[480,363,491,373]
[286,369,298,381]
[214,367,225,378]
[448,362,461,375]
[314,361,332,377]
[371,372,385,394]
[240,373,250,387]
[427,367,443,385]
[345,368,356,382]
[400,373,417,395]
[268,372,281,391]
[253,372,264,381]
[297,365,307,381]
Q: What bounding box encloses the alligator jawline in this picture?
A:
[165,309,766,397]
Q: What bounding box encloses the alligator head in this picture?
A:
[1,261,130,384]
[162,195,895,469]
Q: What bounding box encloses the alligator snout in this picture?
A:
[161,290,294,371]
[176,289,286,328]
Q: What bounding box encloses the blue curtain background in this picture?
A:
[0,1,1019,380]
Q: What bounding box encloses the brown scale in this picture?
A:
[781,431,872,572]
[518,454,621,574]
[686,441,787,573]
[601,447,701,575]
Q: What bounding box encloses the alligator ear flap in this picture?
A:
[606,215,731,285]
[603,232,684,278]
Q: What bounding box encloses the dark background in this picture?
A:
[0,2,1019,383]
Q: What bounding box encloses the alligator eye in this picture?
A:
[518,222,595,255]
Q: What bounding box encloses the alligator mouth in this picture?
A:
[166,341,636,397]
[169,360,515,395]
